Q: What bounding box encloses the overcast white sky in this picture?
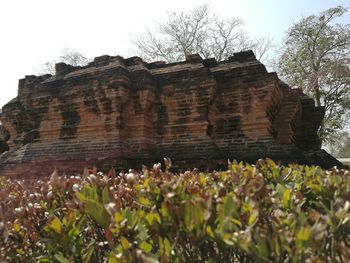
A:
[0,0,349,108]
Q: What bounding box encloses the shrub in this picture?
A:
[0,159,349,262]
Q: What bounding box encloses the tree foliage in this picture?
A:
[329,132,350,157]
[132,4,273,63]
[36,48,90,75]
[337,138,350,158]
[276,6,350,144]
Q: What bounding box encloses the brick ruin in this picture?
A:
[0,50,343,177]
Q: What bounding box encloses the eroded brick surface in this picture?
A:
[0,51,343,177]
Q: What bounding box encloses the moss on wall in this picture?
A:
[83,89,101,115]
[11,101,48,145]
[59,103,81,139]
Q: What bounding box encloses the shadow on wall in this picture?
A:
[0,125,10,154]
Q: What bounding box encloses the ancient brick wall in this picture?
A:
[0,50,343,177]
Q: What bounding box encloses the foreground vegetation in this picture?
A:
[0,159,349,262]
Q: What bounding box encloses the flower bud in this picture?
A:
[47,191,54,200]
[72,184,80,192]
[88,174,97,184]
[126,173,136,184]
[153,162,162,173]
[14,207,25,218]
[105,202,117,217]
[163,157,172,168]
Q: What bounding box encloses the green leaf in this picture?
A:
[230,217,242,227]
[256,236,269,259]
[102,186,109,204]
[160,202,169,218]
[146,212,161,225]
[140,241,153,253]
[13,222,20,232]
[83,240,95,263]
[63,210,76,228]
[16,248,25,255]
[276,183,285,199]
[297,226,312,242]
[115,212,124,223]
[108,254,118,263]
[40,200,48,210]
[206,225,215,238]
[77,184,98,202]
[37,257,52,263]
[120,236,131,250]
[84,199,110,228]
[54,253,70,263]
[139,196,152,206]
[68,228,80,238]
[267,158,276,168]
[143,178,150,188]
[75,191,86,202]
[199,174,206,185]
[184,200,204,231]
[158,237,164,256]
[130,210,141,229]
[248,209,259,226]
[47,217,63,234]
[164,237,172,257]
[136,221,149,241]
[283,188,292,208]
[223,195,237,217]
[184,202,194,231]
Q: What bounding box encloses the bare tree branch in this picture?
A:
[131,4,273,64]
[35,48,90,75]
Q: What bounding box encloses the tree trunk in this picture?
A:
[311,72,322,107]
[314,87,322,107]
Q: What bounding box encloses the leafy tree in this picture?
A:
[337,138,350,157]
[36,48,90,75]
[276,6,350,144]
[131,4,273,63]
[328,131,350,157]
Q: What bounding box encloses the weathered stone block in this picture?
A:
[0,50,344,177]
